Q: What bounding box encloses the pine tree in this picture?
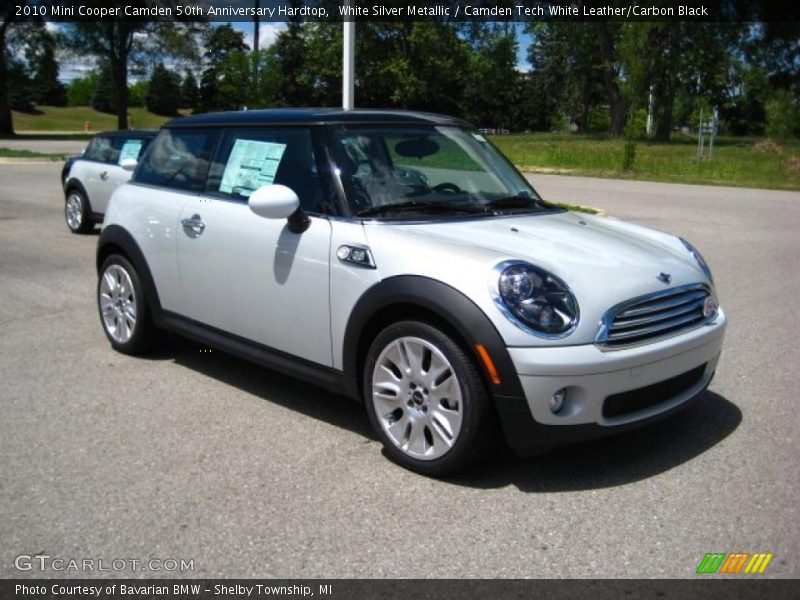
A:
[92,63,117,114]
[26,26,66,106]
[146,62,181,116]
[180,70,199,112]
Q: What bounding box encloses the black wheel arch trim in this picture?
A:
[343,275,525,400]
[65,178,92,211]
[97,225,163,320]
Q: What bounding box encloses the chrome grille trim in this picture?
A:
[615,289,707,318]
[596,284,716,349]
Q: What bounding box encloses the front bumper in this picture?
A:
[495,309,726,455]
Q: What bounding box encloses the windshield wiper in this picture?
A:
[356,200,482,217]
[484,194,544,210]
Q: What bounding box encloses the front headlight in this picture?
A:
[680,237,713,283]
[493,261,579,337]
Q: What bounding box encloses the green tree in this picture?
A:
[180,70,199,111]
[0,1,41,133]
[298,23,341,106]
[128,80,149,108]
[63,4,200,129]
[198,24,249,113]
[464,30,520,130]
[526,23,605,132]
[26,24,66,106]
[6,58,35,111]
[355,23,470,115]
[765,90,799,139]
[67,73,98,106]
[91,62,116,114]
[146,62,182,115]
[218,51,254,108]
[271,17,313,106]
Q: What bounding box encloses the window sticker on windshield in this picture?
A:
[471,133,488,143]
[118,139,143,164]
[219,139,287,197]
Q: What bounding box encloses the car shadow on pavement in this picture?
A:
[449,390,741,492]
[149,336,740,491]
[154,335,375,439]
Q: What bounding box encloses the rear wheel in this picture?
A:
[65,189,93,233]
[363,320,498,475]
[97,254,159,354]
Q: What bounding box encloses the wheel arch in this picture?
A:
[343,275,524,401]
[65,178,92,211]
[97,225,163,322]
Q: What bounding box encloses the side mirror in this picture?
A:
[120,158,138,172]
[248,184,309,233]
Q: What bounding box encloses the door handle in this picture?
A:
[100,171,109,181]
[181,216,205,236]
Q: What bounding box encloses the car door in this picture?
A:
[81,135,117,213]
[176,127,334,367]
[129,127,221,312]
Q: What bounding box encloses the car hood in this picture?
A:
[364,210,711,346]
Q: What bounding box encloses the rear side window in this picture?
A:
[206,128,324,212]
[135,129,218,192]
[84,135,118,163]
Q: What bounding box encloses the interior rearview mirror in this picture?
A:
[394,137,440,159]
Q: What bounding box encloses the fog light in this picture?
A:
[550,388,566,414]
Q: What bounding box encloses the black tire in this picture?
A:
[363,320,499,476]
[64,188,94,234]
[97,254,159,355]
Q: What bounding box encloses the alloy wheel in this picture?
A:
[99,264,137,344]
[371,336,463,460]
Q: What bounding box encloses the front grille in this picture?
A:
[602,364,707,418]
[597,284,713,347]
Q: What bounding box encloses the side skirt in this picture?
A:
[160,310,360,401]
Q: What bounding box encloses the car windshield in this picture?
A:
[331,125,555,219]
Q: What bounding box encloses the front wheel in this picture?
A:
[363,321,498,475]
[97,254,159,355]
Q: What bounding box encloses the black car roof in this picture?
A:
[164,108,473,129]
[94,130,158,138]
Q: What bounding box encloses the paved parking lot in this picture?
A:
[1,162,798,578]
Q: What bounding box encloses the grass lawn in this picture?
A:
[0,147,65,160]
[491,133,800,191]
[10,105,185,133]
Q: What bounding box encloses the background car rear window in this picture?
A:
[206,128,323,212]
[135,129,218,192]
[84,135,119,164]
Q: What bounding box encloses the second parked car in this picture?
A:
[63,130,156,233]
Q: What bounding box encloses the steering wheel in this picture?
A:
[432,182,462,194]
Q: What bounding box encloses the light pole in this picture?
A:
[343,8,355,110]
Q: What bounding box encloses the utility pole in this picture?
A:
[343,3,355,110]
[253,0,260,53]
[253,0,260,104]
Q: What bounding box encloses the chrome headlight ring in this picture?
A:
[490,260,580,339]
